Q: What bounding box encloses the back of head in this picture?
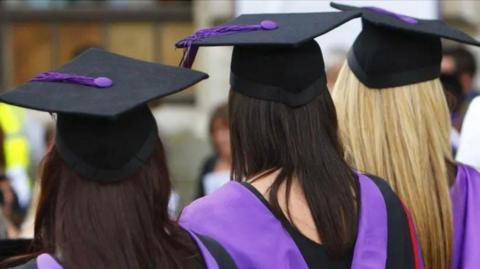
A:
[176,11,364,259]
[327,4,480,266]
[332,62,453,269]
[32,140,197,269]
[229,87,359,258]
[0,49,208,269]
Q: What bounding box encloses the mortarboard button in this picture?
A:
[94,77,113,88]
[260,20,278,30]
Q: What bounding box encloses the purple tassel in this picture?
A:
[177,20,279,68]
[367,7,418,25]
[31,72,113,88]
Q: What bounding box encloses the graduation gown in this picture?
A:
[6,229,237,269]
[180,173,423,269]
[451,163,480,269]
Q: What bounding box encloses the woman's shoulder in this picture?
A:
[357,172,401,205]
[454,162,480,191]
[357,172,423,269]
[182,181,246,216]
[457,162,480,175]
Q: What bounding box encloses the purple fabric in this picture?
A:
[186,230,219,269]
[366,7,418,25]
[451,163,480,269]
[31,72,113,88]
[177,20,278,68]
[36,254,62,269]
[181,181,308,268]
[180,174,388,269]
[353,174,388,269]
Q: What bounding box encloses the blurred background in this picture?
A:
[0,0,478,238]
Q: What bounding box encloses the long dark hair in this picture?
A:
[2,140,199,269]
[229,89,359,258]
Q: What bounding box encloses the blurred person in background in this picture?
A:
[332,3,480,269]
[0,126,23,239]
[456,96,480,170]
[442,47,479,131]
[440,74,464,155]
[17,123,55,239]
[196,103,231,198]
[325,48,347,90]
[0,104,32,223]
[1,49,236,269]
[0,210,8,239]
[0,126,31,263]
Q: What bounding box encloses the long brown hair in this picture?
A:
[229,89,359,258]
[2,140,200,269]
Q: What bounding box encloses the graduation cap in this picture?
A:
[176,11,361,107]
[331,2,480,89]
[0,48,208,182]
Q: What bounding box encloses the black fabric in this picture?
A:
[9,259,36,269]
[55,106,157,182]
[195,233,238,269]
[196,155,218,198]
[241,182,351,269]
[367,174,416,269]
[331,2,480,46]
[176,12,360,106]
[175,11,361,47]
[230,40,328,107]
[0,239,32,262]
[0,48,208,117]
[331,2,480,88]
[347,22,441,88]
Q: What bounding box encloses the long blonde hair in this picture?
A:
[332,62,453,269]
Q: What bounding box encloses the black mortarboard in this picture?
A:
[176,11,361,107]
[0,48,208,182]
[331,2,480,89]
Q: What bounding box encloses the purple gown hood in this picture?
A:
[180,173,407,269]
[451,163,480,269]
